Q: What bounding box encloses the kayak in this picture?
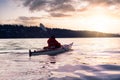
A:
[29,42,73,57]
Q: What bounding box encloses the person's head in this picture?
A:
[50,35,55,39]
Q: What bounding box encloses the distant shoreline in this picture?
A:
[0,24,120,38]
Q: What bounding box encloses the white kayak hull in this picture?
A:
[29,43,73,57]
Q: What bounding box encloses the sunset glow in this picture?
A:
[86,14,112,32]
[0,0,120,33]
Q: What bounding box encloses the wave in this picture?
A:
[0,50,28,54]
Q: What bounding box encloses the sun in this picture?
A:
[86,14,111,32]
[80,6,116,32]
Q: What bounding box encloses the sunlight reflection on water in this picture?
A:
[0,38,120,80]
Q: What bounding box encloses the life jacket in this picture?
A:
[47,38,61,49]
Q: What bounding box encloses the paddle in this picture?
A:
[40,23,51,37]
[40,23,47,32]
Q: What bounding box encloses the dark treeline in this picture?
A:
[0,24,120,38]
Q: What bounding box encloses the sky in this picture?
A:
[0,0,120,33]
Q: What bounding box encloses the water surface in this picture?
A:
[0,38,120,80]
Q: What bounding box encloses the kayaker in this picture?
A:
[44,35,61,49]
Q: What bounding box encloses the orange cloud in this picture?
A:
[18,0,120,18]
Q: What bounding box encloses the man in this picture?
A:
[47,35,61,49]
[44,35,61,49]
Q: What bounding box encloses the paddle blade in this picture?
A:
[40,23,47,32]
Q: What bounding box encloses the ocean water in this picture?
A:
[0,38,120,80]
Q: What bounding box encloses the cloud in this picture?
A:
[18,16,41,20]
[23,0,48,11]
[19,0,120,11]
[15,16,41,26]
[49,4,75,12]
[19,0,87,17]
[18,0,120,17]
[50,13,71,17]
[22,0,75,12]
[89,0,120,13]
[87,0,120,7]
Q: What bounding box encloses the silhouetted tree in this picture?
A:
[0,24,119,38]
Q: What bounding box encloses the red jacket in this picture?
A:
[47,38,61,48]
